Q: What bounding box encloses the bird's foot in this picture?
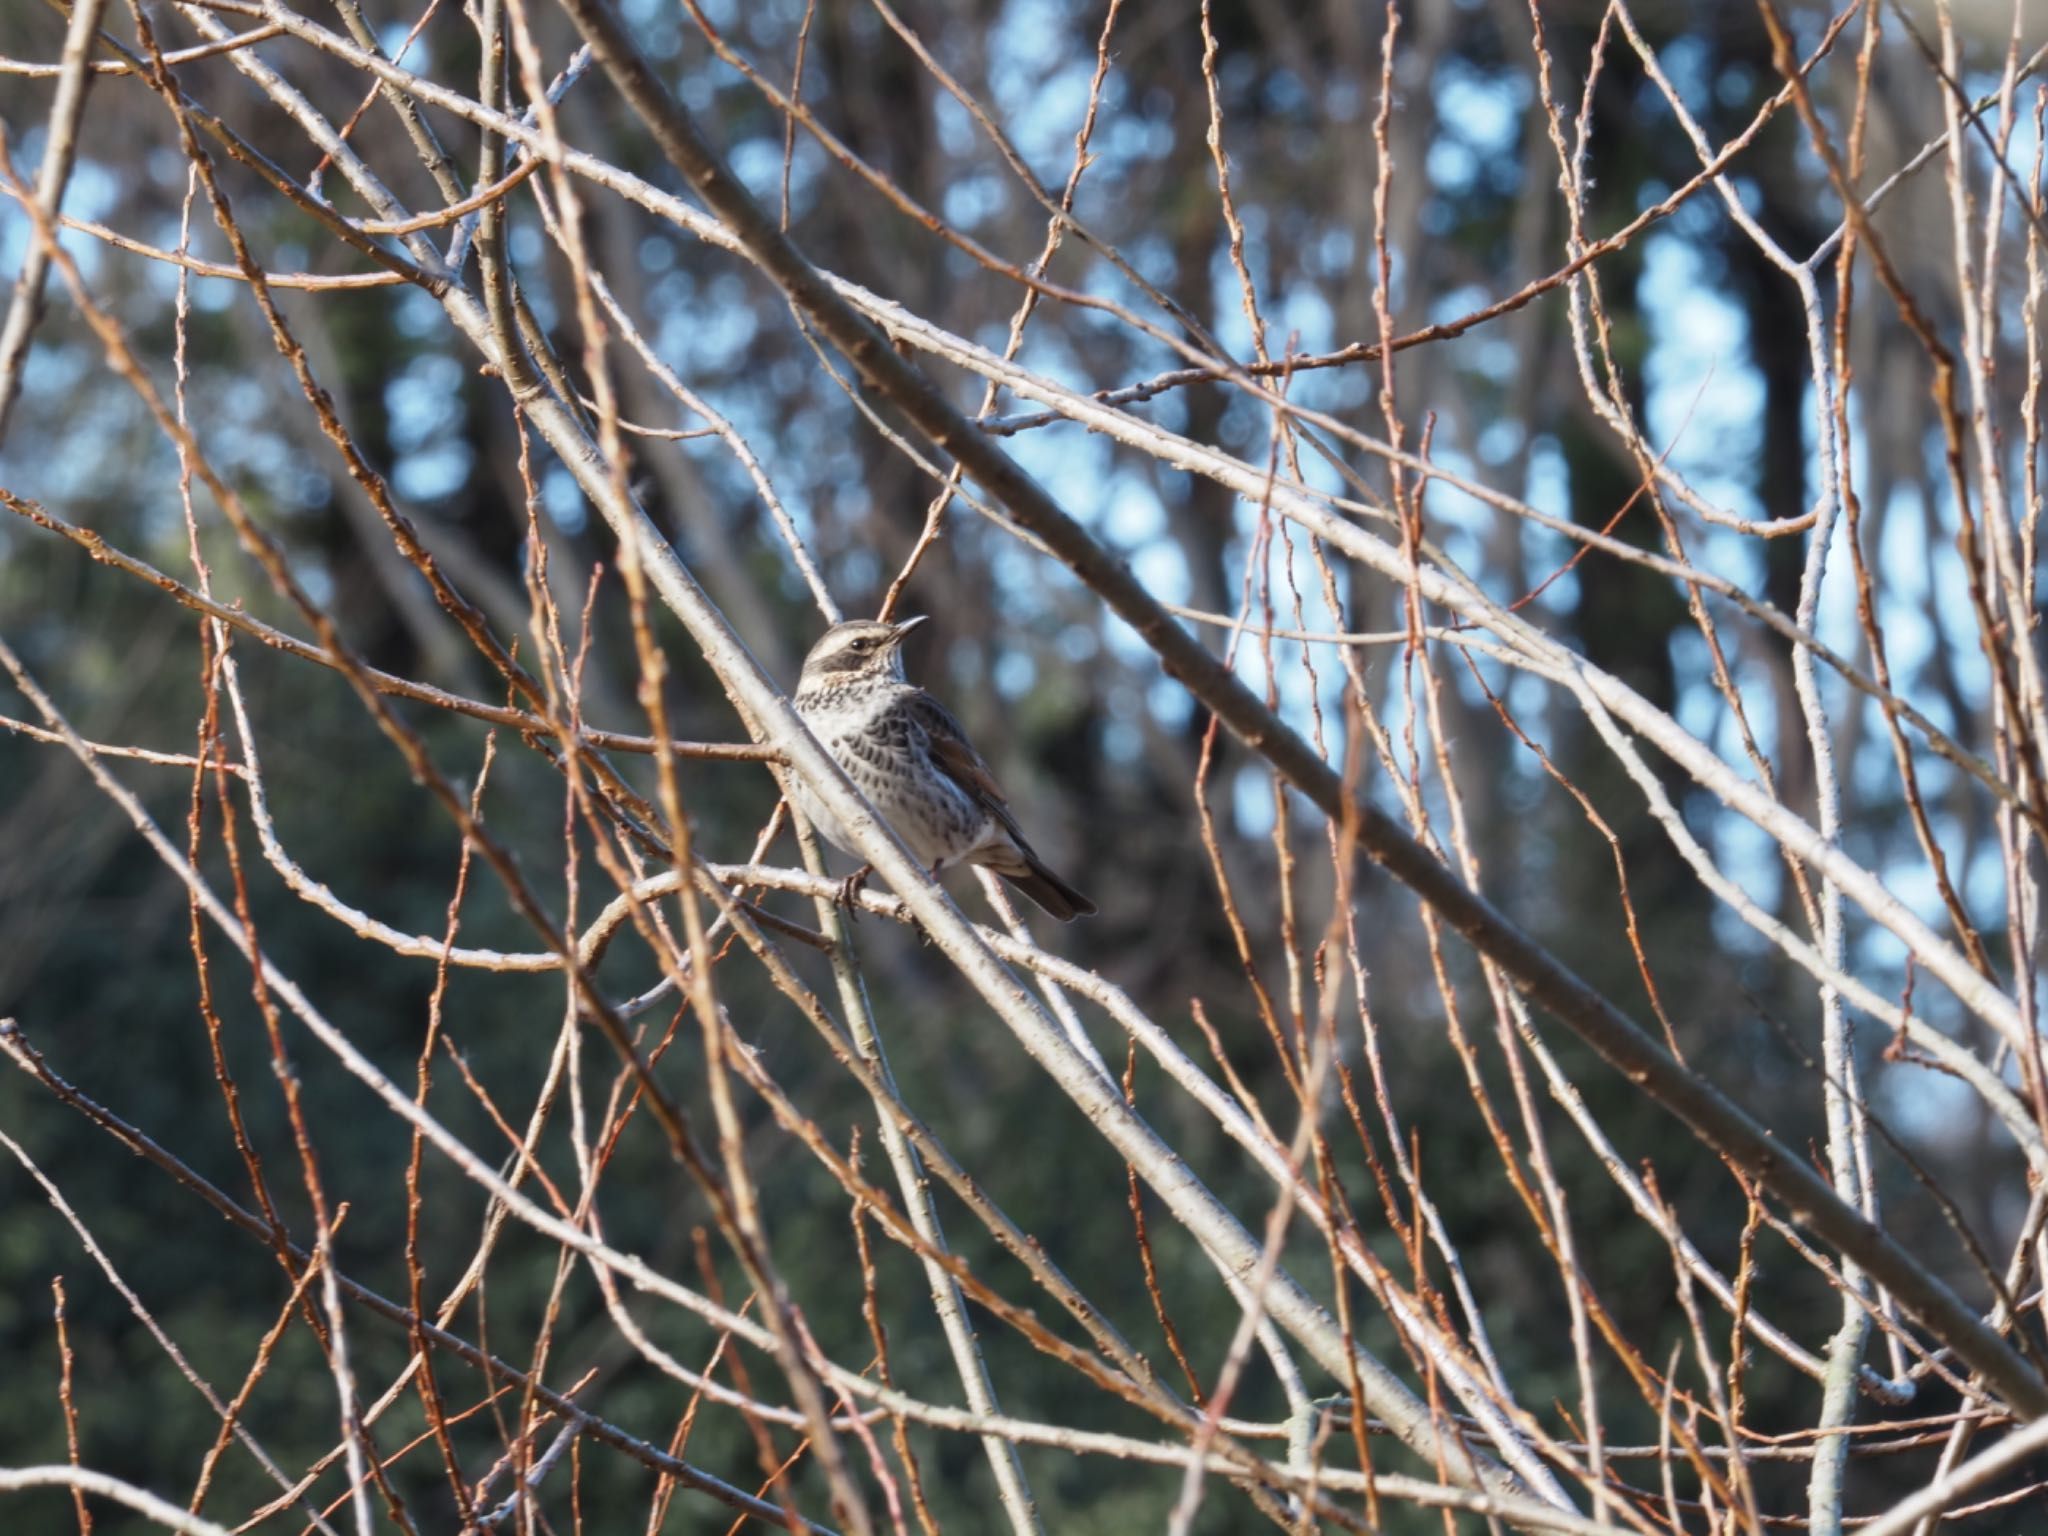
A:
[833,863,873,918]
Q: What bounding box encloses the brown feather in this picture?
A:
[912,693,1096,921]
[994,865,1092,922]
[928,727,1008,807]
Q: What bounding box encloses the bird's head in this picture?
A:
[797,616,927,690]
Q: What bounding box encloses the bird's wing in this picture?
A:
[907,691,1033,846]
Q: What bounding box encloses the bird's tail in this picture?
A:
[981,845,1096,922]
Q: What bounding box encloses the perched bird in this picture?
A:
[790,616,1096,922]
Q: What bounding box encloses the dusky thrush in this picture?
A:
[790,617,1096,921]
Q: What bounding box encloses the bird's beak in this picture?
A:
[891,615,929,643]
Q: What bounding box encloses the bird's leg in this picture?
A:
[834,862,873,917]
